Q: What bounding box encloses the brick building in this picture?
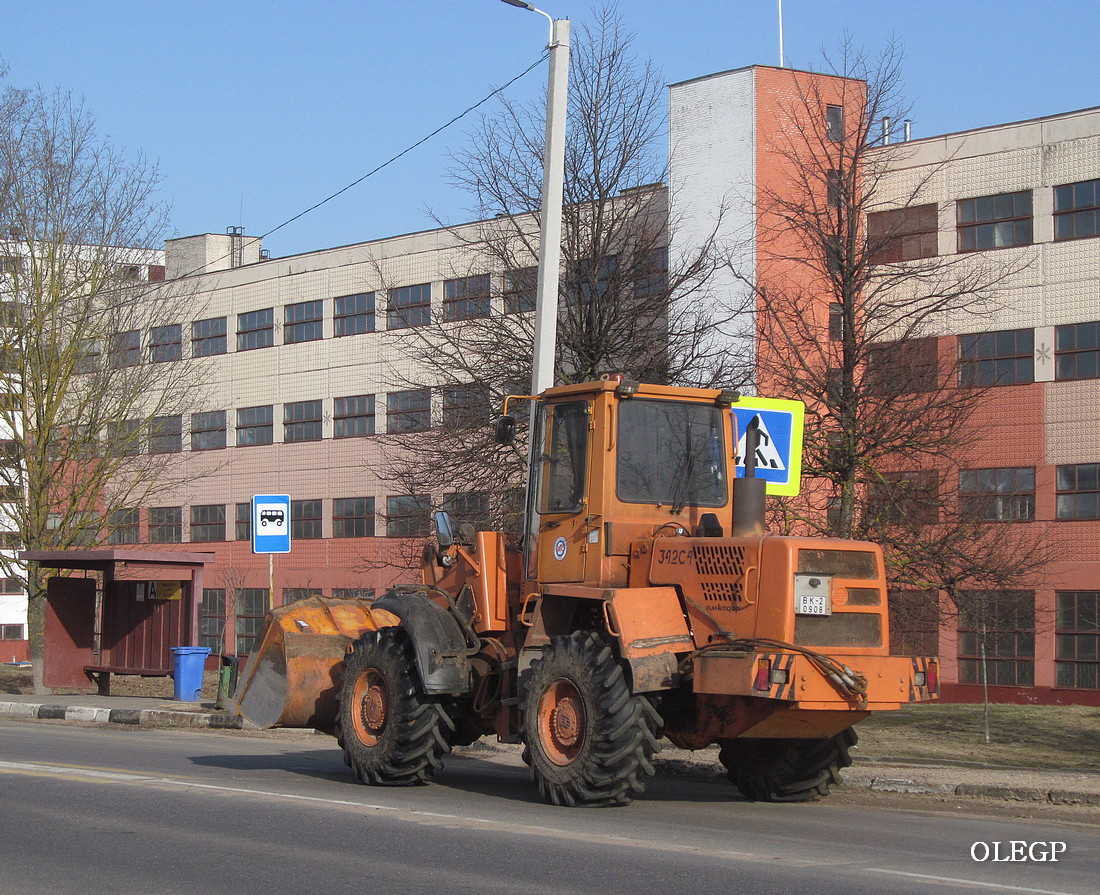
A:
[7,63,1100,703]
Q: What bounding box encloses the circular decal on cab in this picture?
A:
[553,536,568,561]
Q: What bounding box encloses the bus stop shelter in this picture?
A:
[21,549,216,694]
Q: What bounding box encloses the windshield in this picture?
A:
[616,399,728,509]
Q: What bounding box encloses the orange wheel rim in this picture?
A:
[538,678,585,765]
[351,669,387,746]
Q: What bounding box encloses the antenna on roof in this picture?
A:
[778,0,786,67]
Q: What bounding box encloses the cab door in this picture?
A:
[535,400,591,583]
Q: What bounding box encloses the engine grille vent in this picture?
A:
[693,544,746,605]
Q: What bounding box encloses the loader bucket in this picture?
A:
[232,596,397,731]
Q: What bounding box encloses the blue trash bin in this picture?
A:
[171,647,211,701]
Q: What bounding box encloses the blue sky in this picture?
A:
[4,1,1098,258]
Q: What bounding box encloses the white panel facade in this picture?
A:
[669,68,758,382]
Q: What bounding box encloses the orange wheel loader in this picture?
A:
[233,379,938,806]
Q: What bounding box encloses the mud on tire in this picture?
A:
[336,627,454,786]
[718,727,858,802]
[521,631,661,807]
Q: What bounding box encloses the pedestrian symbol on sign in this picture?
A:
[735,414,787,472]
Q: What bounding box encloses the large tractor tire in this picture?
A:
[336,627,454,786]
[718,728,858,802]
[521,631,661,807]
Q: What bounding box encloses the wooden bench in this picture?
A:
[84,665,171,696]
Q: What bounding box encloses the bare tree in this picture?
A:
[745,39,1048,662]
[374,4,747,554]
[0,80,204,691]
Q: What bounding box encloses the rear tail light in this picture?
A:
[753,658,771,691]
[914,661,939,693]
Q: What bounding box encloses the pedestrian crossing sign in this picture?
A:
[731,397,805,496]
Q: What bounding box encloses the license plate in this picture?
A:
[796,592,831,615]
[794,574,832,616]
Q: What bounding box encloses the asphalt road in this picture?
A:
[1,720,1097,895]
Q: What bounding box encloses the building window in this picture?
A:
[332,587,375,601]
[199,588,226,654]
[0,577,22,594]
[1,623,25,640]
[284,400,323,443]
[1054,178,1100,241]
[1056,591,1100,689]
[867,204,939,263]
[283,587,323,605]
[237,308,274,351]
[190,504,226,542]
[191,316,227,357]
[236,405,273,446]
[291,499,322,540]
[443,491,491,530]
[109,330,141,368]
[442,384,489,429]
[107,419,142,457]
[568,256,619,306]
[443,274,491,321]
[958,329,1034,387]
[191,411,226,451]
[107,508,140,545]
[235,502,251,541]
[334,394,375,438]
[149,506,183,544]
[504,267,537,314]
[236,588,270,654]
[957,191,1032,252]
[333,497,375,538]
[386,495,430,537]
[959,468,1035,522]
[868,470,940,526]
[957,591,1035,687]
[888,590,940,658]
[1056,464,1100,520]
[387,389,431,433]
[150,324,182,363]
[284,300,323,344]
[826,169,844,208]
[334,293,375,336]
[149,415,183,454]
[634,248,668,301]
[866,337,939,395]
[828,303,845,341]
[1054,321,1100,381]
[825,104,844,141]
[388,283,431,330]
[74,338,101,374]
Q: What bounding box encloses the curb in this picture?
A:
[0,701,242,730]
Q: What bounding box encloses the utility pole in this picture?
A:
[501,1,570,393]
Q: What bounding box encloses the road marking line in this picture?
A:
[867,868,1085,895]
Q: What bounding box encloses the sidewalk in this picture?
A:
[3,691,1099,809]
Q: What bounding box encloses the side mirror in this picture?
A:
[434,511,455,549]
[494,415,517,445]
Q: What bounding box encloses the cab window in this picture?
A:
[541,401,589,514]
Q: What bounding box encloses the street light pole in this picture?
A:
[501,0,570,394]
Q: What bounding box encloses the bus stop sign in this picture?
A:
[252,494,291,554]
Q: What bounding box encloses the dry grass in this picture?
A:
[854,703,1100,770]
[0,665,222,701]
